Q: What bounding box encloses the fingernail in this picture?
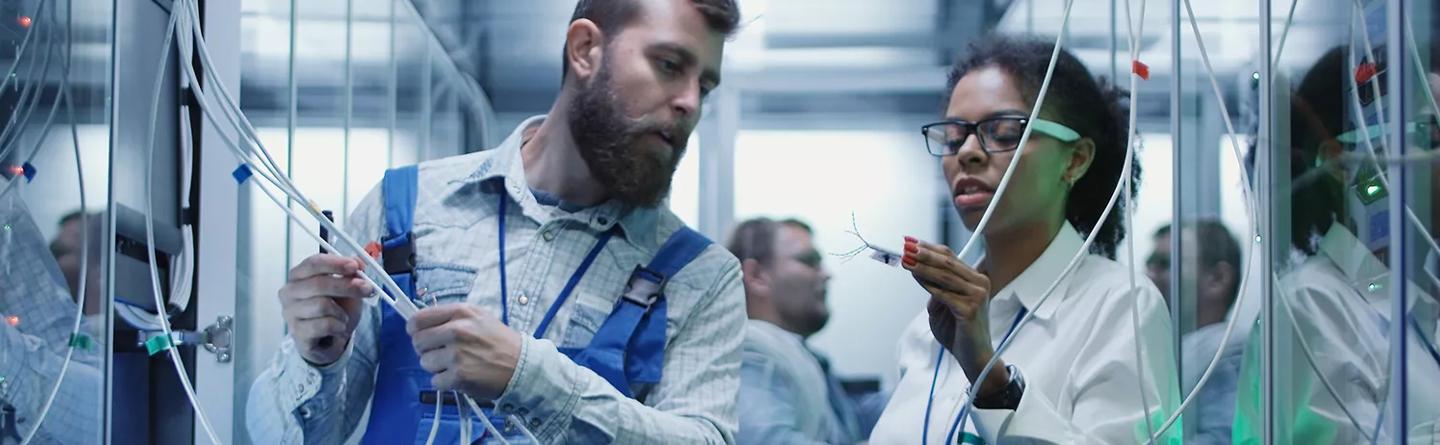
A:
[904,236,918,244]
[903,257,917,267]
[904,244,918,254]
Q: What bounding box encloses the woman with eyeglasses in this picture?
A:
[868,36,1180,444]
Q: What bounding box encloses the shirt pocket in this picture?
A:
[414,262,478,305]
[560,298,612,349]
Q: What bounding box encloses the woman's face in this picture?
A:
[941,66,1091,234]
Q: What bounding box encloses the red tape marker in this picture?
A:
[1132,60,1151,81]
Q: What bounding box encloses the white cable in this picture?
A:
[139,3,222,444]
[1271,0,1302,67]
[1140,1,1265,441]
[952,0,1077,261]
[19,2,87,441]
[1119,0,1157,438]
[0,11,59,164]
[424,396,442,445]
[0,25,65,202]
[175,0,417,316]
[462,395,511,445]
[0,14,60,162]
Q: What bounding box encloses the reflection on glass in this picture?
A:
[0,0,110,443]
[1403,8,1439,440]
[1234,2,1439,438]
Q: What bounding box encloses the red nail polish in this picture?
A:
[904,236,918,244]
[905,244,918,254]
[903,257,917,267]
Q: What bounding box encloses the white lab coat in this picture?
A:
[870,223,1181,444]
[1234,224,1440,444]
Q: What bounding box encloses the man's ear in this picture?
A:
[565,19,605,82]
[741,258,770,293]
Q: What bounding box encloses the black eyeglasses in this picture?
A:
[921,116,1081,156]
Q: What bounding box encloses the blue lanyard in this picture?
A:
[495,192,614,339]
[921,307,1027,445]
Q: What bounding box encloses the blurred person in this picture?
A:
[0,181,103,444]
[247,0,750,443]
[869,35,1179,444]
[728,217,866,444]
[1148,221,1244,445]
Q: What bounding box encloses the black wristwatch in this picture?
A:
[973,364,1026,410]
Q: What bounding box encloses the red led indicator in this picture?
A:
[16,16,31,28]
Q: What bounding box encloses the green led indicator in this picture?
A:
[1366,184,1381,197]
[1368,282,1382,293]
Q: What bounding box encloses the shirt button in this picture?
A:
[597,217,609,225]
[299,407,312,419]
[518,294,529,305]
[529,417,542,429]
[502,403,515,412]
[543,230,557,242]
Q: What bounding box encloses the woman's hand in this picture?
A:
[903,237,1010,396]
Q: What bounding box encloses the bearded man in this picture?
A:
[247,1,746,443]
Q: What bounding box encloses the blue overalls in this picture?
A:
[359,165,713,444]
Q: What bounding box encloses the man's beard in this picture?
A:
[568,62,688,208]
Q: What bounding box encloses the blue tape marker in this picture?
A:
[232,164,253,184]
[20,162,35,182]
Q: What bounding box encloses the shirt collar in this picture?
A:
[1318,223,1391,306]
[454,115,660,248]
[1316,223,1434,319]
[993,222,1086,320]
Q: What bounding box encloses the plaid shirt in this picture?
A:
[0,183,103,445]
[246,116,746,444]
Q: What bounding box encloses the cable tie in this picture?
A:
[145,333,174,356]
[231,164,253,184]
[1132,59,1151,80]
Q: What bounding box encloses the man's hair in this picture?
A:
[1157,220,1242,306]
[561,0,741,81]
[778,218,813,235]
[726,217,782,266]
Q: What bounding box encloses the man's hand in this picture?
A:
[278,254,373,366]
[407,304,523,400]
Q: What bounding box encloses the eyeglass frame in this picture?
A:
[920,116,1083,156]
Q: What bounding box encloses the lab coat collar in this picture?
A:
[1317,223,1432,320]
[994,222,1085,320]
[1318,224,1392,308]
[454,115,659,248]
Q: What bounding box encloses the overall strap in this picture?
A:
[578,227,713,397]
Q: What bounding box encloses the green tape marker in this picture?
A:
[69,333,91,350]
[959,432,986,444]
[145,334,174,356]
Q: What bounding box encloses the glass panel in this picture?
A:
[232,1,474,443]
[1253,0,1419,442]
[0,0,112,443]
[1401,0,1438,440]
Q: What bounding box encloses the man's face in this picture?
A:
[1147,231,1171,303]
[569,0,725,207]
[767,225,832,338]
